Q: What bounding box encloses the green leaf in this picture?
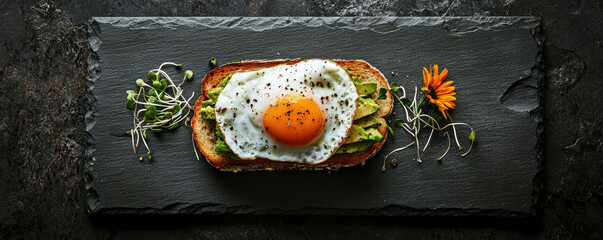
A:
[127,99,135,110]
[386,125,394,135]
[148,152,152,159]
[401,98,412,107]
[144,115,154,123]
[164,112,173,119]
[394,119,404,128]
[145,111,155,120]
[152,80,161,90]
[148,88,157,97]
[377,88,387,100]
[185,70,193,79]
[147,71,158,81]
[176,63,183,67]
[167,123,179,130]
[390,82,399,92]
[148,105,157,113]
[150,128,163,133]
[160,78,168,91]
[126,93,136,101]
[126,90,136,95]
[174,105,181,113]
[146,105,157,118]
[468,131,476,142]
[161,93,170,101]
[148,96,158,104]
[352,76,361,83]
[136,79,148,87]
[209,57,217,67]
[143,131,147,139]
[381,165,386,172]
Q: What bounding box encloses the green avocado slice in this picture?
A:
[355,81,377,97]
[354,116,382,129]
[354,98,380,120]
[200,106,215,119]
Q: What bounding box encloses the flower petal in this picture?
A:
[435,80,454,91]
[439,95,456,101]
[437,86,456,94]
[442,100,455,109]
[423,67,430,88]
[439,68,448,81]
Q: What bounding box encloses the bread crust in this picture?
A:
[191,59,393,172]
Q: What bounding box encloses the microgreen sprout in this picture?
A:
[126,62,196,160]
[394,119,405,128]
[209,57,217,67]
[386,125,394,135]
[382,141,415,172]
[383,66,476,170]
[377,88,388,100]
[185,70,193,79]
[390,82,399,92]
[385,86,475,165]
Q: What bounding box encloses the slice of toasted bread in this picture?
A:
[192,59,393,172]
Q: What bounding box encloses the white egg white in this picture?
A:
[214,60,358,164]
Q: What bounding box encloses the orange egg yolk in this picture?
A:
[262,94,325,146]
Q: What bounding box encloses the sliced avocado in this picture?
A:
[355,81,377,97]
[202,99,215,108]
[215,138,231,152]
[344,125,383,144]
[200,106,215,119]
[208,87,223,102]
[336,140,376,154]
[220,75,231,87]
[354,116,382,129]
[365,127,383,142]
[354,98,380,120]
[345,125,369,144]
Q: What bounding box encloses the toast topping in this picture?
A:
[262,94,325,146]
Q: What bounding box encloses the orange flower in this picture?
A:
[421,65,456,118]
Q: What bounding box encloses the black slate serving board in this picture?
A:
[86,17,543,216]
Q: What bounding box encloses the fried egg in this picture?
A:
[214,60,358,164]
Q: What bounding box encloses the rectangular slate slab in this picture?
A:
[85,17,543,216]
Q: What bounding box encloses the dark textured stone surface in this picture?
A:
[0,0,601,239]
[86,17,541,216]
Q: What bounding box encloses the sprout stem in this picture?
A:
[131,128,136,154]
[383,141,415,171]
[192,134,200,161]
[438,132,451,160]
[414,119,421,163]
[448,114,462,149]
[423,128,435,152]
[461,138,474,157]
